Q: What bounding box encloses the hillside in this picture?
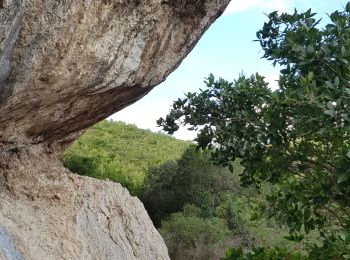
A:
[64,120,320,259]
[64,120,191,195]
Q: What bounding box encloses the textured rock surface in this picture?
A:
[0,0,230,259]
[0,145,169,259]
[0,0,230,145]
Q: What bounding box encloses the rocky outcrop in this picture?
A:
[0,0,230,259]
[0,145,169,259]
[0,0,229,145]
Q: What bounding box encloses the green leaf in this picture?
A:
[341,46,346,56]
[324,110,335,116]
[346,151,350,159]
[346,2,350,12]
[337,173,348,184]
[326,101,335,110]
[325,81,334,89]
[339,58,348,65]
[339,230,347,241]
[334,76,340,87]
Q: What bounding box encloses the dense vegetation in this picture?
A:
[158,4,350,259]
[64,120,190,195]
[64,121,315,259]
[141,146,241,227]
[64,3,350,259]
[144,147,316,259]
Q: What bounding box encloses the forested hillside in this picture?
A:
[64,120,190,195]
[64,120,316,259]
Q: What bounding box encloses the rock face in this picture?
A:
[0,0,230,259]
[0,145,169,259]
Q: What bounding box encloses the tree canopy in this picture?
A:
[158,3,350,256]
[141,146,242,227]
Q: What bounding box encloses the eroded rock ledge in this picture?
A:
[0,0,230,258]
[0,0,230,146]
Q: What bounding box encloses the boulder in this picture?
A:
[0,0,230,258]
[0,145,169,259]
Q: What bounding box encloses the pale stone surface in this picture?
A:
[0,0,230,259]
[0,145,169,260]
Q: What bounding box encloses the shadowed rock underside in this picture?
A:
[0,0,230,259]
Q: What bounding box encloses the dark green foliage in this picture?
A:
[160,204,231,260]
[140,146,240,227]
[223,232,350,260]
[141,146,307,258]
[64,120,190,195]
[222,247,306,260]
[227,201,239,231]
[158,4,350,258]
[307,230,350,259]
[140,160,181,226]
[64,155,98,177]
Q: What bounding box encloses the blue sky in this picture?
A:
[110,0,349,140]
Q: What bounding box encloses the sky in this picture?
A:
[110,0,349,140]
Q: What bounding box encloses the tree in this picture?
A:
[158,3,350,254]
[140,146,240,227]
[159,204,231,260]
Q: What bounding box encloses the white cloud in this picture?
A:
[224,0,294,15]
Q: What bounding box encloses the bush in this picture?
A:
[222,247,306,260]
[160,205,231,260]
[140,146,241,226]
